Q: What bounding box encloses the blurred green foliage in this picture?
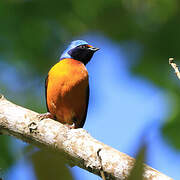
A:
[127,143,146,180]
[0,0,180,179]
[0,136,15,170]
[31,149,73,180]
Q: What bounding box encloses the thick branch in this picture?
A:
[0,95,172,180]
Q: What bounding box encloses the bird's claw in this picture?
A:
[37,112,54,120]
[65,123,76,129]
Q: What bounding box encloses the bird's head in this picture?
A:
[60,40,99,65]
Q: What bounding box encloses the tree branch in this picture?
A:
[0,95,172,180]
[169,57,180,80]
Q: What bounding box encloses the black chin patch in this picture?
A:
[68,47,94,65]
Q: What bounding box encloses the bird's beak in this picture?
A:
[88,47,100,52]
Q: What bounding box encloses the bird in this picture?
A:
[41,40,99,129]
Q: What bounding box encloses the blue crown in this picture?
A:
[60,40,88,59]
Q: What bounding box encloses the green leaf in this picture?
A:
[31,149,73,180]
[127,144,146,180]
[0,136,16,172]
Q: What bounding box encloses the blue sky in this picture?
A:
[1,34,180,179]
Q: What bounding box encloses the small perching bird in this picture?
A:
[42,40,99,128]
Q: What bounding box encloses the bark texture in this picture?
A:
[0,95,172,180]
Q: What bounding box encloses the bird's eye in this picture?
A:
[79,45,86,49]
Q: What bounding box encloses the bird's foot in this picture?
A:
[65,123,76,129]
[37,112,54,120]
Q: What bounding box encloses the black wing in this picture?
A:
[45,75,50,112]
[79,85,89,128]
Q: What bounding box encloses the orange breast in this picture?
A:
[46,58,89,128]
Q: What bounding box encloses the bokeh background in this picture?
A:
[0,0,180,179]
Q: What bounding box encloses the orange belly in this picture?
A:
[46,58,89,128]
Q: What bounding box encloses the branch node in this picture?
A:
[0,94,4,100]
[169,57,174,64]
[97,148,106,180]
[28,122,38,133]
[169,57,180,80]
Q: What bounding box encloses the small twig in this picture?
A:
[97,149,106,180]
[169,57,180,80]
